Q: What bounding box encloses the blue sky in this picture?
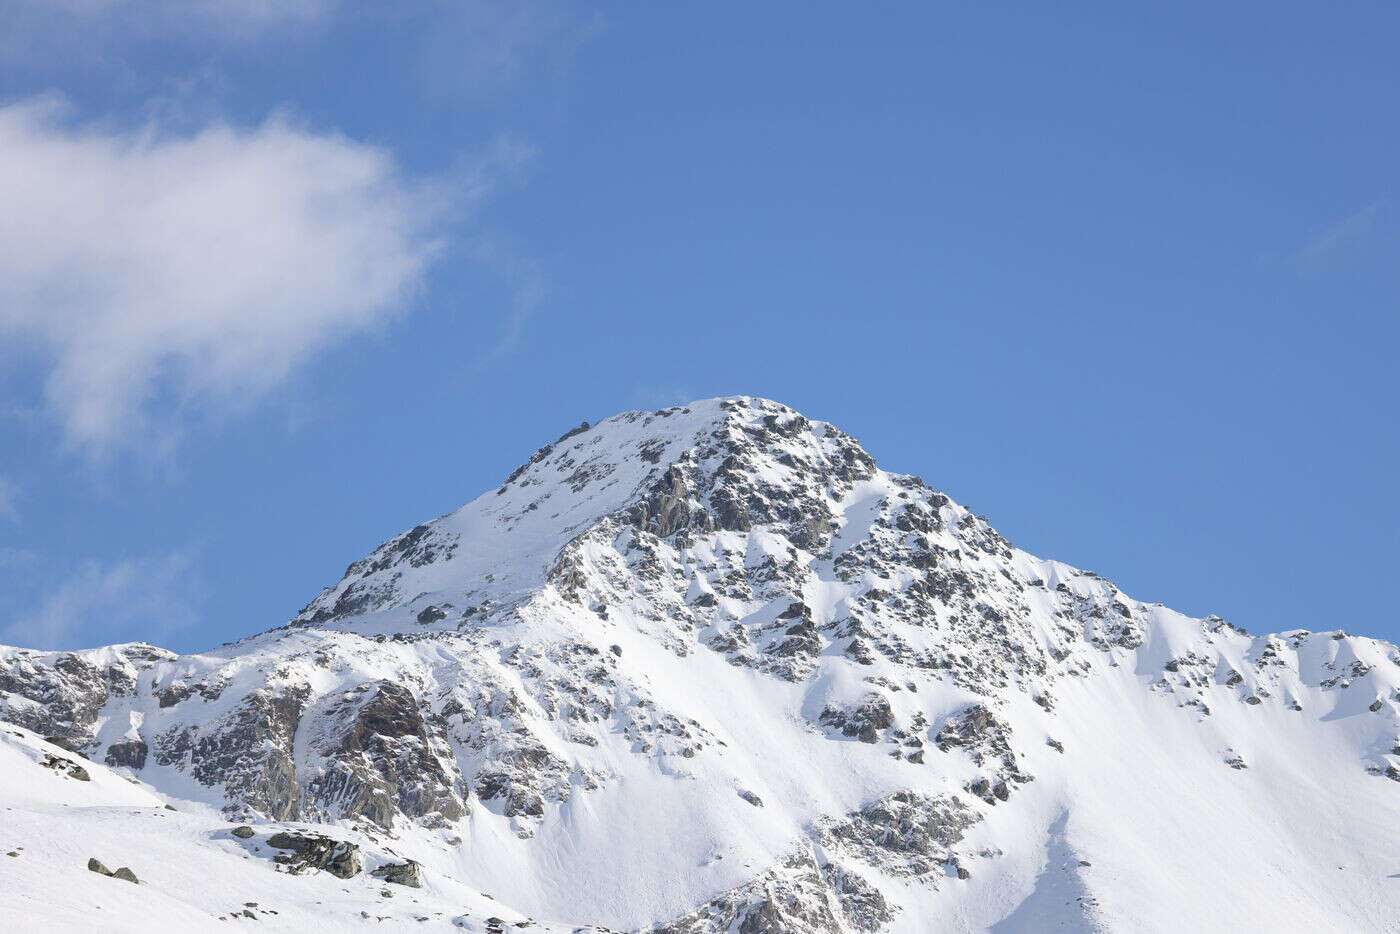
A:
[0,2,1396,653]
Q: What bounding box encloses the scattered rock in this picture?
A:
[40,753,90,782]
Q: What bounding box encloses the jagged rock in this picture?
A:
[818,694,894,743]
[154,685,308,821]
[652,850,863,934]
[303,680,465,829]
[816,791,980,881]
[935,704,1031,799]
[231,825,256,839]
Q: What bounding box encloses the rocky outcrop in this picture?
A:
[104,739,148,771]
[266,832,362,878]
[935,704,1032,802]
[303,680,465,830]
[155,685,308,820]
[653,850,887,934]
[817,791,979,883]
[370,859,423,887]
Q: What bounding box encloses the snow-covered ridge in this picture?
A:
[3,396,1399,932]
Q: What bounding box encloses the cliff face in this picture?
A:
[4,396,1399,932]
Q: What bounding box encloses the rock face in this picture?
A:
[3,396,1400,932]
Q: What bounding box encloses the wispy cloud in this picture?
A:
[0,550,201,650]
[1296,200,1385,272]
[467,236,552,365]
[0,96,530,457]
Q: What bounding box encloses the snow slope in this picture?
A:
[0,723,564,932]
[2,396,1398,932]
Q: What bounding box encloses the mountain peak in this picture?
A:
[292,396,904,634]
[5,397,1400,931]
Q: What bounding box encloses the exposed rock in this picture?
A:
[40,752,90,782]
[154,685,309,821]
[934,704,1032,801]
[370,860,423,887]
[87,858,138,883]
[302,680,465,830]
[104,739,148,771]
[818,693,894,743]
[816,791,980,882]
[652,850,867,934]
[266,832,362,878]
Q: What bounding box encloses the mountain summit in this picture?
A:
[3,396,1398,931]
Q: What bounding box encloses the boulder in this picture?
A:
[369,860,423,887]
[88,858,138,883]
[267,832,362,878]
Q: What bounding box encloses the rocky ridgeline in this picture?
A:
[3,396,1400,932]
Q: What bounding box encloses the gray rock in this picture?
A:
[104,739,148,770]
[267,832,362,878]
[231,825,256,839]
[370,860,423,887]
[41,752,90,782]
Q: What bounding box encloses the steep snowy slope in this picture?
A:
[3,396,1398,932]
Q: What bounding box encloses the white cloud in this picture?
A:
[0,96,461,454]
[0,551,199,650]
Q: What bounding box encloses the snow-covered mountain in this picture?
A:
[4,396,1399,932]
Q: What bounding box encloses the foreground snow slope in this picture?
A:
[3,396,1398,932]
[0,724,564,932]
